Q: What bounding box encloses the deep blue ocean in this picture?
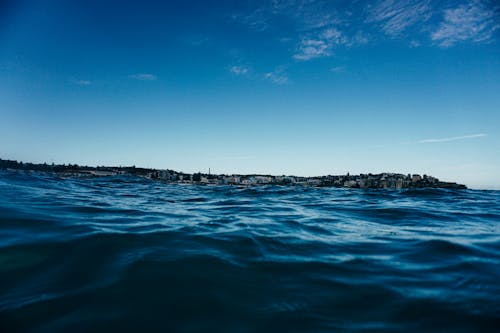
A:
[0,170,499,332]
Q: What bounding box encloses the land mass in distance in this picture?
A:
[0,158,467,189]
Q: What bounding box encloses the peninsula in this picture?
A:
[0,158,467,189]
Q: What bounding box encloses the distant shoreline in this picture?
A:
[0,158,467,190]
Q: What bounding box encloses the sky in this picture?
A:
[0,0,499,189]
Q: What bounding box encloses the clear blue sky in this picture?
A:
[1,0,499,188]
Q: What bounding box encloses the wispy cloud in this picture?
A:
[349,31,370,45]
[232,0,498,64]
[294,28,347,60]
[229,66,250,76]
[294,39,330,60]
[185,35,209,47]
[431,1,499,47]
[264,67,289,85]
[409,40,421,48]
[279,37,293,43]
[289,3,341,31]
[366,0,432,37]
[231,7,271,32]
[232,0,357,62]
[129,73,157,81]
[418,133,487,143]
[233,0,340,32]
[330,66,346,73]
[71,79,91,86]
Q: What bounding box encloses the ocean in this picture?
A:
[0,170,499,332]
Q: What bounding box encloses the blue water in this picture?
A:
[0,170,499,332]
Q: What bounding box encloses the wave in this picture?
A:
[0,170,499,332]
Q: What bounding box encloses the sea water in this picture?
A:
[0,170,499,332]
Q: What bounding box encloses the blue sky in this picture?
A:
[1,0,499,188]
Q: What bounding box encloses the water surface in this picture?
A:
[1,170,499,332]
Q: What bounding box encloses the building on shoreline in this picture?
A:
[0,158,467,189]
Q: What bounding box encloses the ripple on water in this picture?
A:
[0,170,499,332]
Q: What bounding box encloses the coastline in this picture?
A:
[0,158,467,190]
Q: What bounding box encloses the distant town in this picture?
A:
[0,158,467,189]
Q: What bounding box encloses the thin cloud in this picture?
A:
[233,0,359,62]
[294,28,347,61]
[418,133,487,143]
[409,40,421,48]
[366,0,432,37]
[231,8,271,32]
[229,66,250,76]
[294,39,331,60]
[349,31,370,46]
[330,66,346,73]
[233,0,340,32]
[232,0,499,63]
[185,35,209,46]
[279,37,293,43]
[129,73,157,81]
[71,79,92,86]
[264,67,289,85]
[431,1,499,47]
